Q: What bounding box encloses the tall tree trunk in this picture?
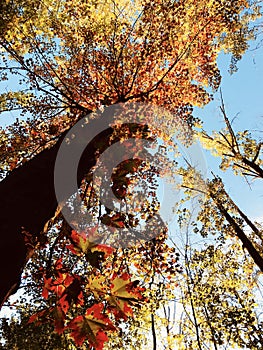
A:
[0,114,152,308]
[0,135,62,306]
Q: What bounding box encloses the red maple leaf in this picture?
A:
[68,303,115,349]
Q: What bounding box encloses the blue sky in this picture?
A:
[193,41,263,221]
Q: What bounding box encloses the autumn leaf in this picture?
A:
[41,269,75,300]
[108,273,146,320]
[67,228,114,256]
[28,308,51,327]
[68,303,115,348]
[87,272,145,320]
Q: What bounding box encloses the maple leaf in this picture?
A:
[28,306,66,335]
[87,275,109,300]
[108,273,146,320]
[41,269,75,300]
[87,273,145,319]
[67,228,115,257]
[68,303,115,349]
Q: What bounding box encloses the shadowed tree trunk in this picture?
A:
[0,110,152,307]
[0,134,63,306]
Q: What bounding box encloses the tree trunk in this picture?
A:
[0,135,62,306]
[0,115,151,308]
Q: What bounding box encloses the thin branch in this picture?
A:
[219,89,240,153]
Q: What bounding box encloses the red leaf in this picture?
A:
[68,303,115,348]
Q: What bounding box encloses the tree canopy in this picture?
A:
[0,0,262,349]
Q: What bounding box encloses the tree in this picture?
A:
[172,228,263,350]
[0,313,76,349]
[173,93,263,347]
[0,0,260,347]
[179,92,263,272]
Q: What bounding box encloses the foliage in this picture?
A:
[197,92,263,178]
[175,68,263,349]
[0,0,262,349]
[177,241,263,349]
[0,0,258,177]
[0,312,76,350]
